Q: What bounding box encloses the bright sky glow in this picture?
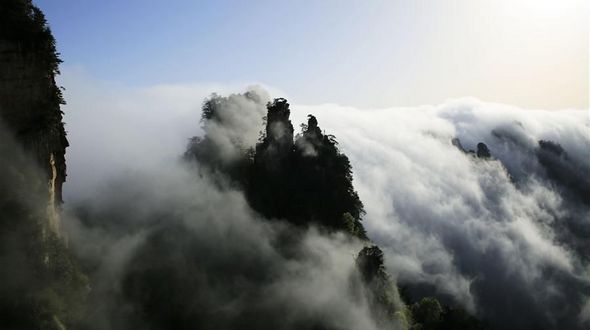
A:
[36,0,588,109]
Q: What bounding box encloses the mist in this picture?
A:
[60,84,405,330]
[63,163,392,330]
[59,72,590,330]
[293,100,590,329]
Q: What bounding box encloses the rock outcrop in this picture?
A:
[254,97,294,171]
[476,142,491,159]
[0,0,68,235]
[0,2,86,329]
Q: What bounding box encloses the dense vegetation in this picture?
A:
[0,0,62,77]
[187,97,367,239]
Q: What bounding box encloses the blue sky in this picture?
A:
[36,0,588,109]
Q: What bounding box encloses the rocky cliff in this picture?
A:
[0,0,68,235]
[0,2,86,329]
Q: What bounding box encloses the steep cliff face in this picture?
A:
[0,2,86,329]
[0,0,68,235]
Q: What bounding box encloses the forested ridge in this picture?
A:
[183,92,487,330]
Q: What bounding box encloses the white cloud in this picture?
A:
[59,72,590,328]
[296,100,590,328]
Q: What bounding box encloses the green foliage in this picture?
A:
[0,0,63,77]
[354,246,487,330]
[342,212,367,239]
[406,297,488,330]
[0,0,67,141]
[411,298,443,327]
[355,246,406,329]
[393,309,413,330]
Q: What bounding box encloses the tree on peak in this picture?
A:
[266,98,291,123]
[356,245,386,282]
[355,245,407,328]
[294,114,323,157]
[304,114,321,136]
